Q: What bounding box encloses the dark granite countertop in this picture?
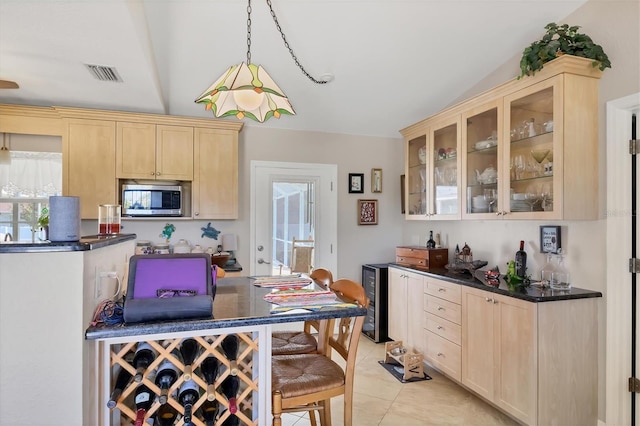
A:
[86,277,367,340]
[389,263,602,302]
[0,233,137,253]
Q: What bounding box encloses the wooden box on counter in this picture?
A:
[396,246,448,270]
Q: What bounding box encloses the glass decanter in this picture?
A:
[539,253,555,288]
[550,250,571,291]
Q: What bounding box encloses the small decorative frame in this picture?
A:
[358,199,378,225]
[348,173,364,193]
[371,168,382,193]
[540,225,562,254]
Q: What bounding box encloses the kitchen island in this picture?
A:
[0,234,136,426]
[85,277,367,426]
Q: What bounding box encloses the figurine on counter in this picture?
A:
[505,260,530,287]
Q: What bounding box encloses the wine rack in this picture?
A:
[106,332,260,426]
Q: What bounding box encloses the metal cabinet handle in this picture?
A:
[438,288,445,292]
[194,212,199,216]
[485,297,492,302]
[156,172,160,176]
[437,307,444,311]
[493,299,498,304]
[437,326,444,330]
[150,172,155,176]
[437,352,444,357]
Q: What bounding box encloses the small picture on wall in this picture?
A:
[349,173,364,193]
[358,199,378,225]
[540,225,562,254]
[371,168,382,193]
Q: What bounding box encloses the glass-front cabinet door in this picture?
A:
[504,77,559,219]
[430,117,460,219]
[405,134,427,218]
[462,101,501,219]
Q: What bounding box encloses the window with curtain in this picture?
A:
[0,151,62,241]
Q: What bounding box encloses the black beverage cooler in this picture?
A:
[361,263,390,342]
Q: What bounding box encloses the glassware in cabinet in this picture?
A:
[431,121,460,217]
[505,84,556,217]
[463,105,500,218]
[406,134,427,217]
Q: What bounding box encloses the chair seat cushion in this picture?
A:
[272,354,345,399]
[272,331,318,355]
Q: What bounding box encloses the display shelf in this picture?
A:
[105,331,261,426]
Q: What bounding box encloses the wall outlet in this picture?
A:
[95,268,119,299]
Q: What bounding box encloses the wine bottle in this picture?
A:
[178,380,200,424]
[426,230,436,249]
[221,335,239,376]
[180,338,199,381]
[201,356,220,401]
[221,375,239,414]
[155,403,179,426]
[515,240,527,278]
[107,366,132,409]
[155,356,180,404]
[221,413,240,426]
[132,342,157,382]
[133,383,155,426]
[199,399,220,426]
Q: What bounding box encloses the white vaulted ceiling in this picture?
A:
[0,0,587,138]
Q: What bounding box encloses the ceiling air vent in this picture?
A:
[84,64,123,82]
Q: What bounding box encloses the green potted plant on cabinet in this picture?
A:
[519,22,611,78]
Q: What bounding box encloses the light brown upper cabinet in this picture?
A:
[401,55,602,220]
[63,118,116,219]
[192,128,239,219]
[116,122,194,181]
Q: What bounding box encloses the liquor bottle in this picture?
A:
[107,366,132,409]
[178,380,200,424]
[180,338,199,381]
[199,399,220,426]
[133,383,156,426]
[201,356,220,401]
[132,342,157,383]
[155,356,180,404]
[221,375,239,414]
[550,250,571,290]
[155,403,179,426]
[221,335,239,376]
[515,240,527,278]
[426,231,436,249]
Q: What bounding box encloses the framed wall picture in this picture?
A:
[358,199,378,225]
[540,225,562,254]
[349,173,364,193]
[371,168,382,193]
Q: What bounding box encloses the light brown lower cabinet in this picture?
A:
[461,285,598,425]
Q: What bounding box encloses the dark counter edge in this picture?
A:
[0,233,136,253]
[389,263,603,303]
[86,306,367,340]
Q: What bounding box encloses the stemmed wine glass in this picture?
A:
[531,149,550,177]
[513,154,526,180]
[483,188,497,213]
[524,190,540,211]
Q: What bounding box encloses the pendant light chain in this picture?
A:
[265,0,328,84]
[246,0,252,64]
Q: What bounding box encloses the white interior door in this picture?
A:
[250,161,337,276]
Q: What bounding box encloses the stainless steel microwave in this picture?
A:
[122,184,182,217]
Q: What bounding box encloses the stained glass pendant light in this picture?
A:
[195,0,330,123]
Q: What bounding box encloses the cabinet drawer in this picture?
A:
[424,293,461,324]
[425,330,461,381]
[396,256,427,268]
[396,246,448,270]
[424,278,461,304]
[424,312,461,345]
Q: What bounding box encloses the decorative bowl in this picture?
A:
[211,252,231,267]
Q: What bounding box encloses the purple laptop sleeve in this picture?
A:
[123,253,214,323]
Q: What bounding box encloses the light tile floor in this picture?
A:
[279,337,518,426]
